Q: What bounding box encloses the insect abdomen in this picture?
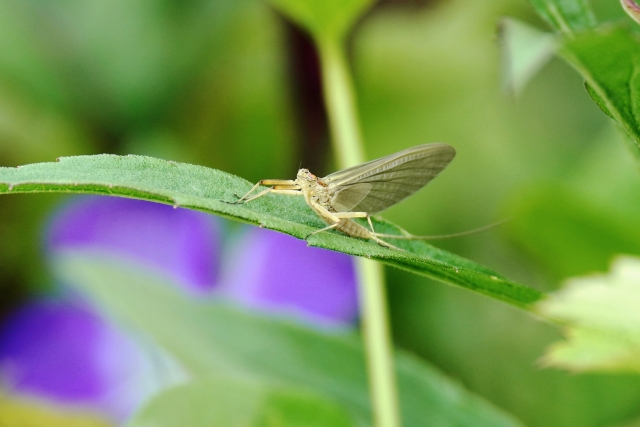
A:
[336,219,371,238]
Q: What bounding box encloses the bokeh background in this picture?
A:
[1,0,640,426]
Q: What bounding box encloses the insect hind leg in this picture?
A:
[304,223,339,240]
[364,216,405,251]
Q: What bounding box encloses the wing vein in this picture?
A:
[326,143,455,214]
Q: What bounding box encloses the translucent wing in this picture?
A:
[325,143,456,214]
[330,182,372,212]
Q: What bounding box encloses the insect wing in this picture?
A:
[329,182,372,212]
[325,143,456,214]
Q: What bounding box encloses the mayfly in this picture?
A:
[231,143,456,249]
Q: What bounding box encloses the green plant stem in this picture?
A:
[318,41,365,168]
[318,38,401,427]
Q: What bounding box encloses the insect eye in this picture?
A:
[307,172,317,179]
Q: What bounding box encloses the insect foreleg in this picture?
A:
[233,179,300,204]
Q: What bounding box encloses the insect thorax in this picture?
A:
[296,169,333,211]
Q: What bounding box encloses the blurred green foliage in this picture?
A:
[55,252,524,427]
[2,0,640,426]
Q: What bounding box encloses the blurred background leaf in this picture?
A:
[129,377,357,427]
[561,26,640,157]
[54,251,524,427]
[527,0,596,33]
[537,256,640,373]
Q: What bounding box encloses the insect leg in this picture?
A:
[233,179,300,204]
[332,211,368,219]
[366,216,375,232]
[329,211,378,237]
[304,223,340,240]
[332,211,403,250]
[233,181,263,203]
[233,186,274,204]
[308,200,342,223]
[313,209,401,250]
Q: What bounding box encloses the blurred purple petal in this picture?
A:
[220,228,359,327]
[0,299,178,423]
[46,196,220,294]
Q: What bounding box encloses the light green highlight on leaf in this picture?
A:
[499,18,556,96]
[129,377,356,427]
[537,256,640,373]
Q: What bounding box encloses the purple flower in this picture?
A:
[46,196,220,294]
[0,195,359,423]
[45,195,359,326]
[219,227,358,328]
[0,299,181,423]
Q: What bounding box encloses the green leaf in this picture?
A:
[128,377,356,427]
[264,0,374,42]
[0,155,542,308]
[559,26,640,155]
[536,256,640,373]
[527,0,596,34]
[585,82,614,120]
[56,252,525,427]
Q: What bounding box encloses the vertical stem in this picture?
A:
[317,39,401,427]
[356,259,400,427]
[318,41,365,167]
